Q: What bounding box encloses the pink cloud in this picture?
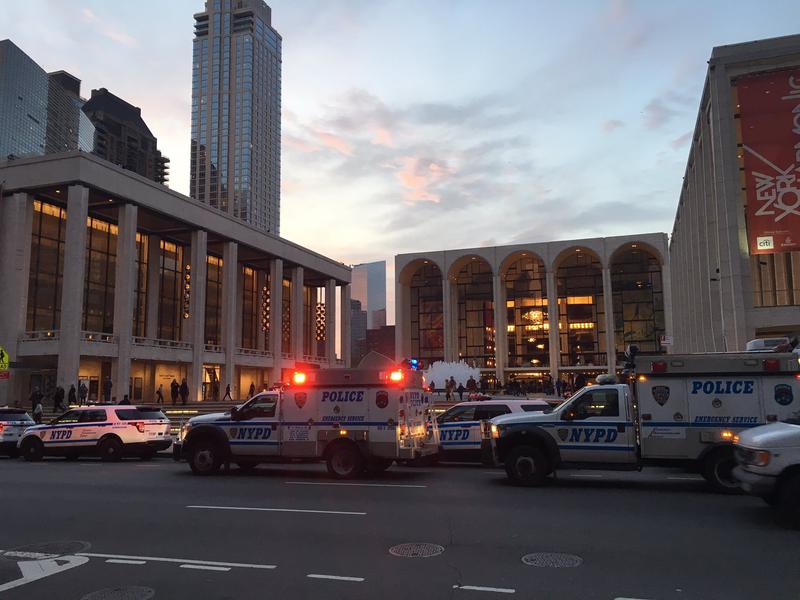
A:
[603,119,624,133]
[372,127,393,147]
[396,157,453,203]
[315,130,353,156]
[670,131,692,149]
[284,134,320,153]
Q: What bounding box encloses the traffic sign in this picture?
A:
[0,345,7,371]
[659,335,673,346]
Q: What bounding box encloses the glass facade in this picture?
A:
[205,255,223,345]
[505,255,549,369]
[611,247,665,356]
[557,251,607,367]
[191,0,282,234]
[241,266,258,349]
[454,260,494,368]
[409,264,444,364]
[158,241,184,341]
[133,234,148,338]
[82,218,118,333]
[26,201,66,331]
[281,278,291,353]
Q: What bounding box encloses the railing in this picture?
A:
[204,344,223,353]
[20,330,60,341]
[281,352,292,360]
[236,348,272,358]
[132,336,191,350]
[559,352,608,367]
[82,331,116,343]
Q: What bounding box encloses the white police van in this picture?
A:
[17,405,172,461]
[175,367,438,478]
[1,407,34,457]
[437,398,551,461]
[484,350,800,492]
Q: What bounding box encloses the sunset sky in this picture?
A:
[1,0,796,322]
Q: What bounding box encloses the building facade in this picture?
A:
[82,88,169,185]
[0,40,94,159]
[0,152,351,407]
[670,35,800,353]
[351,261,387,329]
[190,0,282,234]
[366,325,395,361]
[396,234,671,386]
[350,299,368,366]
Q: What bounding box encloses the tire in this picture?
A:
[326,443,364,479]
[504,445,549,486]
[701,448,739,494]
[189,440,223,476]
[20,437,44,462]
[364,458,393,475]
[774,473,800,530]
[98,436,124,463]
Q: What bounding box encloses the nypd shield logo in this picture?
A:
[775,384,794,406]
[376,391,389,409]
[652,385,670,407]
[333,405,341,414]
[294,392,307,409]
[557,428,568,441]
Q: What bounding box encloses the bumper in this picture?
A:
[173,441,184,461]
[1,440,19,454]
[733,465,777,497]
[481,439,500,466]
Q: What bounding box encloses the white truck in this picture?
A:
[733,415,800,529]
[175,367,437,477]
[483,350,800,492]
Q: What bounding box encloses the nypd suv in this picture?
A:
[1,407,35,457]
[18,405,172,462]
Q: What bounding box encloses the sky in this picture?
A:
[1,0,797,323]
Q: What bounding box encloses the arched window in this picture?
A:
[504,255,549,368]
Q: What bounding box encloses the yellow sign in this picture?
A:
[0,346,8,371]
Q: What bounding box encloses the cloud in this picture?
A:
[314,130,353,156]
[603,119,625,132]
[81,7,99,23]
[80,6,137,46]
[396,156,453,203]
[670,130,692,149]
[372,127,393,147]
[643,98,679,129]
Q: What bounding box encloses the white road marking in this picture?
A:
[614,597,653,599]
[106,559,146,565]
[180,564,231,572]
[453,584,516,594]
[667,476,702,481]
[568,473,604,478]
[307,573,365,582]
[286,481,426,489]
[77,552,276,570]
[187,504,366,516]
[0,555,89,592]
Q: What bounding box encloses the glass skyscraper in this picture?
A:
[190,0,282,234]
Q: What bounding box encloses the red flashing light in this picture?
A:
[389,370,404,383]
[293,371,307,385]
[0,423,4,433]
[763,359,780,372]
[651,360,667,374]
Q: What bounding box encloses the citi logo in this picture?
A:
[757,236,774,249]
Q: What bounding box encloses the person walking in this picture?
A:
[78,382,88,405]
[170,379,179,405]
[102,377,112,403]
[223,384,233,401]
[67,384,77,407]
[29,387,41,412]
[466,376,477,393]
[33,398,43,424]
[119,394,130,405]
[428,380,436,394]
[155,384,164,405]
[457,382,465,401]
[248,382,256,399]
[179,378,189,405]
[53,386,66,412]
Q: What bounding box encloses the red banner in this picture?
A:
[738,69,800,254]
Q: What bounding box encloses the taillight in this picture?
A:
[0,423,4,433]
[132,422,145,433]
[763,359,780,372]
[651,361,667,373]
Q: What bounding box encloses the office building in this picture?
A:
[351,261,387,328]
[395,234,671,385]
[366,325,395,361]
[670,35,800,352]
[190,0,282,234]
[0,40,94,159]
[82,88,170,185]
[0,152,351,406]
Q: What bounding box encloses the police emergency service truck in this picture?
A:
[483,352,800,492]
[175,367,437,478]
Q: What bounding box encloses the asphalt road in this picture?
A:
[0,456,797,600]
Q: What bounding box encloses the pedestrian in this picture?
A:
[33,398,43,424]
[466,376,477,392]
[444,379,452,402]
[212,380,220,402]
[102,377,112,403]
[53,386,66,411]
[248,382,255,399]
[223,384,233,401]
[575,373,587,390]
[479,377,487,394]
[428,380,436,394]
[555,379,563,397]
[119,394,130,405]
[29,386,41,412]
[170,379,179,405]
[78,382,88,405]
[457,382,465,401]
[67,384,77,407]
[156,384,164,405]
[179,378,189,405]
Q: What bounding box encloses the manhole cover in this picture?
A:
[2,541,91,560]
[389,543,445,558]
[521,552,583,568]
[81,587,155,600]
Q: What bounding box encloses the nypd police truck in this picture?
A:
[483,351,800,492]
[175,367,437,477]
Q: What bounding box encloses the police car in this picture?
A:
[1,407,35,457]
[437,398,551,461]
[17,405,172,462]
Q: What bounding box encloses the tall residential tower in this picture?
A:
[190,0,282,234]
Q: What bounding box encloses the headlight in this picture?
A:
[180,423,192,441]
[749,450,771,467]
[491,424,502,439]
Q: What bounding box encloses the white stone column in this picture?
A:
[56,185,89,390]
[443,277,455,361]
[221,241,238,400]
[186,230,207,402]
[111,203,138,401]
[326,279,337,366]
[492,273,507,381]
[342,284,352,367]
[602,267,616,373]
[269,259,283,383]
[546,271,560,383]
[291,266,305,359]
[145,234,161,339]
[0,193,33,406]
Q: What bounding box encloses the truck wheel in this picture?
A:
[189,440,223,476]
[774,473,800,530]
[504,445,549,486]
[21,438,44,462]
[701,448,739,494]
[326,443,363,479]
[98,437,124,462]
